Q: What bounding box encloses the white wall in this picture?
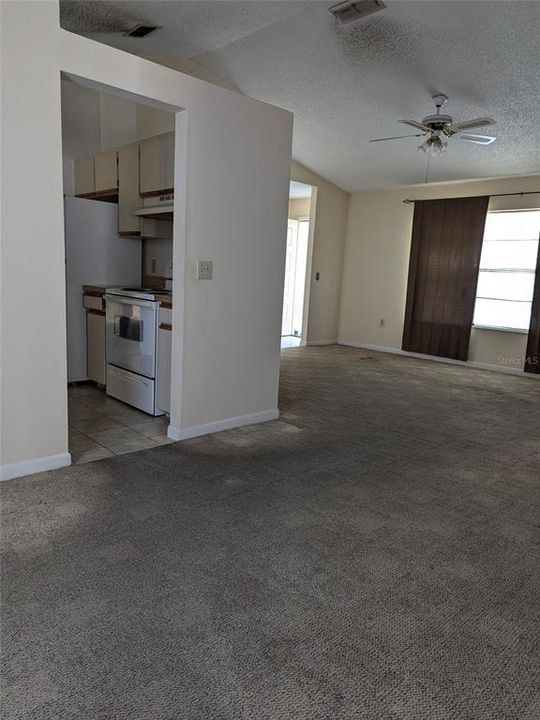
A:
[136,104,175,141]
[338,175,540,369]
[61,78,175,160]
[1,1,69,475]
[61,79,102,158]
[468,328,528,369]
[100,92,137,150]
[291,161,349,345]
[1,2,293,478]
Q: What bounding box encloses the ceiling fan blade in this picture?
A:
[369,133,424,142]
[458,132,496,145]
[399,119,432,132]
[451,117,496,131]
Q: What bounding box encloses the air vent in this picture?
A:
[329,0,386,24]
[124,24,159,38]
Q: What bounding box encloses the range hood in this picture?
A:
[134,193,174,220]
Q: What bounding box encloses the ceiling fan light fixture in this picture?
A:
[418,134,448,156]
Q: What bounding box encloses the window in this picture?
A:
[473,210,540,331]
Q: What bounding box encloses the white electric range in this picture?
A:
[104,287,171,415]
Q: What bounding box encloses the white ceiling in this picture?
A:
[60,1,540,192]
[60,1,311,57]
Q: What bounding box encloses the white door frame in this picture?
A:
[299,186,317,347]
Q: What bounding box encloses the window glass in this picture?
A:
[484,210,540,241]
[474,299,533,331]
[479,240,538,271]
[476,271,535,302]
[473,210,539,331]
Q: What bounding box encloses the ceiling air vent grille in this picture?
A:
[124,24,159,38]
[329,0,386,24]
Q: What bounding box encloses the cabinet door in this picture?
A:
[87,311,106,385]
[74,156,95,196]
[139,133,175,196]
[156,326,171,413]
[118,146,140,235]
[94,151,118,193]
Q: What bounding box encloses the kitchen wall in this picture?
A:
[291,161,350,345]
[1,2,293,479]
[136,103,176,140]
[141,220,173,281]
[338,175,540,369]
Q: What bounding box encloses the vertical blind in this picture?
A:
[402,196,489,361]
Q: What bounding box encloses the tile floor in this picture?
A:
[68,384,173,465]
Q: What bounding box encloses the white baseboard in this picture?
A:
[0,452,72,482]
[306,340,336,346]
[337,340,539,379]
[168,408,279,442]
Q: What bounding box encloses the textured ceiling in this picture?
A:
[60,1,311,59]
[60,1,540,192]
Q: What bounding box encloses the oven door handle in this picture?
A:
[104,294,157,309]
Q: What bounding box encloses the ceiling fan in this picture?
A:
[370,94,497,155]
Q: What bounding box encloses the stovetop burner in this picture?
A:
[105,286,172,300]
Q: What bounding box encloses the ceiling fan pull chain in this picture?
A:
[425,152,432,184]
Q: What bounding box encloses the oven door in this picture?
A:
[105,295,157,378]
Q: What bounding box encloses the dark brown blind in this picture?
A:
[525,239,540,374]
[402,196,489,361]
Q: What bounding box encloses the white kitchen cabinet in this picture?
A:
[74,156,95,196]
[94,150,118,193]
[139,133,175,196]
[118,145,140,235]
[87,310,106,385]
[156,325,171,413]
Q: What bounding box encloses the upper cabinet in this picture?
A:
[118,146,140,236]
[72,132,174,221]
[94,151,118,193]
[74,151,117,197]
[74,156,95,196]
[139,133,175,196]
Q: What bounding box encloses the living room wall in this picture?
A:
[338,175,540,371]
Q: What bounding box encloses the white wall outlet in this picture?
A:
[196,260,213,280]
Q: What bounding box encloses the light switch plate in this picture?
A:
[196,260,213,280]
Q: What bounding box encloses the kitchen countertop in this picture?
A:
[83,285,172,306]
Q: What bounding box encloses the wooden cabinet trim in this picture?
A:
[159,323,172,331]
[75,188,118,201]
[88,309,105,317]
[140,187,174,198]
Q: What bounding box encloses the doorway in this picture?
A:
[281,181,315,349]
[61,74,180,464]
